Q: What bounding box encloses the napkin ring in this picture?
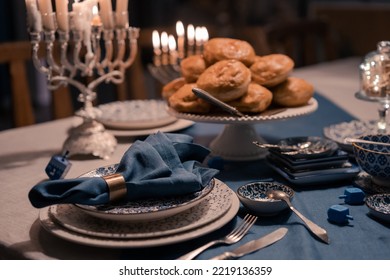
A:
[102,174,126,202]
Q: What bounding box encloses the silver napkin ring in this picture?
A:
[102,173,126,202]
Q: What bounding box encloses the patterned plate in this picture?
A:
[97,100,177,129]
[39,180,240,248]
[75,164,215,222]
[48,179,232,239]
[365,193,390,223]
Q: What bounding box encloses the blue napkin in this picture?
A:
[28,132,219,208]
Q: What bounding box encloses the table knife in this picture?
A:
[209,227,288,260]
[192,87,245,117]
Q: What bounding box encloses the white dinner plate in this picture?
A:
[97,100,177,130]
[39,181,240,248]
[46,179,232,239]
[75,164,215,222]
[107,119,194,137]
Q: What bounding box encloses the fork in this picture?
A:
[177,214,258,260]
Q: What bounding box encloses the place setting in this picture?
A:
[30,132,241,248]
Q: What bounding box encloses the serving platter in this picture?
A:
[39,180,240,248]
[168,98,318,161]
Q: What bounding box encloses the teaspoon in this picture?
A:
[267,190,330,244]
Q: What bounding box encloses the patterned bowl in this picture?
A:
[352,135,390,187]
[236,182,294,216]
[365,193,390,223]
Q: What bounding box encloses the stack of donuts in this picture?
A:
[162,37,314,114]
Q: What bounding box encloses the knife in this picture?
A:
[209,227,288,260]
[192,87,245,117]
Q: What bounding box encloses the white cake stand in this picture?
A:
[168,98,318,161]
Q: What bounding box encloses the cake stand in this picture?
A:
[168,98,318,161]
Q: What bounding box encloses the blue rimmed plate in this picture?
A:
[365,193,390,223]
[75,164,215,222]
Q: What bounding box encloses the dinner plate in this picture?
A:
[168,98,318,124]
[107,119,194,137]
[365,193,390,223]
[76,164,214,222]
[323,120,377,152]
[39,181,240,248]
[47,179,232,239]
[97,100,177,130]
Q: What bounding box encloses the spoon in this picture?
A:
[344,137,390,147]
[267,190,330,244]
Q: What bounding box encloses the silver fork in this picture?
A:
[177,214,258,260]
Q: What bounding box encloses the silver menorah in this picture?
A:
[25,0,139,159]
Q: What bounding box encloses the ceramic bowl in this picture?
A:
[236,182,294,216]
[365,193,390,223]
[352,135,390,187]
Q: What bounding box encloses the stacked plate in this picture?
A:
[39,165,239,248]
[96,100,194,137]
[266,136,361,186]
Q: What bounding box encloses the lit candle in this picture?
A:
[195,26,203,54]
[38,0,56,30]
[176,21,185,59]
[169,34,178,65]
[152,30,161,66]
[201,26,209,43]
[161,31,169,65]
[187,24,194,56]
[55,0,69,31]
[25,0,42,32]
[116,0,129,28]
[98,0,114,29]
[91,4,102,26]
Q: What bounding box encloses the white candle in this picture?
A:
[116,0,129,28]
[169,34,178,65]
[152,30,161,66]
[161,31,169,65]
[176,21,185,59]
[91,4,102,26]
[98,0,114,29]
[25,0,42,32]
[38,0,56,30]
[55,0,69,31]
[187,24,194,56]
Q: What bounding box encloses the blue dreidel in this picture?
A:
[327,205,354,225]
[339,187,365,205]
[45,151,72,180]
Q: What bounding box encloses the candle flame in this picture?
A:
[161,31,169,51]
[168,35,177,51]
[176,21,185,37]
[187,24,195,41]
[152,30,160,49]
[195,26,202,44]
[201,26,209,42]
[92,5,99,16]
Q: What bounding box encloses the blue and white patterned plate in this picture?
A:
[365,193,390,223]
[75,164,215,222]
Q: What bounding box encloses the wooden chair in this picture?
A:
[262,18,338,67]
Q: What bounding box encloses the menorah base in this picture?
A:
[62,119,117,160]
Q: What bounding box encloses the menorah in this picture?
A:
[25,0,139,159]
[148,21,208,85]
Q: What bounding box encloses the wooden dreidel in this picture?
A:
[339,187,365,205]
[327,205,354,225]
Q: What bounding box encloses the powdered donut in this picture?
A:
[272,77,314,107]
[250,54,294,87]
[203,38,256,66]
[168,83,211,113]
[180,55,207,83]
[228,83,273,113]
[161,77,186,99]
[196,59,251,102]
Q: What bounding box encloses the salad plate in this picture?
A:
[97,100,177,130]
[75,164,215,222]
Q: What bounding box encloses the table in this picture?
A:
[0,57,389,260]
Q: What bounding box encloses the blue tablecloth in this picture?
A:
[121,93,390,260]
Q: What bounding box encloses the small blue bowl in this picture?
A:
[237,182,294,216]
[352,135,390,188]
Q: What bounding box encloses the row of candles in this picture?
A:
[25,0,130,33]
[152,21,209,66]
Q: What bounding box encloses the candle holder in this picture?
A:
[27,12,140,159]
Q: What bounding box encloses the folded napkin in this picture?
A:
[29,132,219,208]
